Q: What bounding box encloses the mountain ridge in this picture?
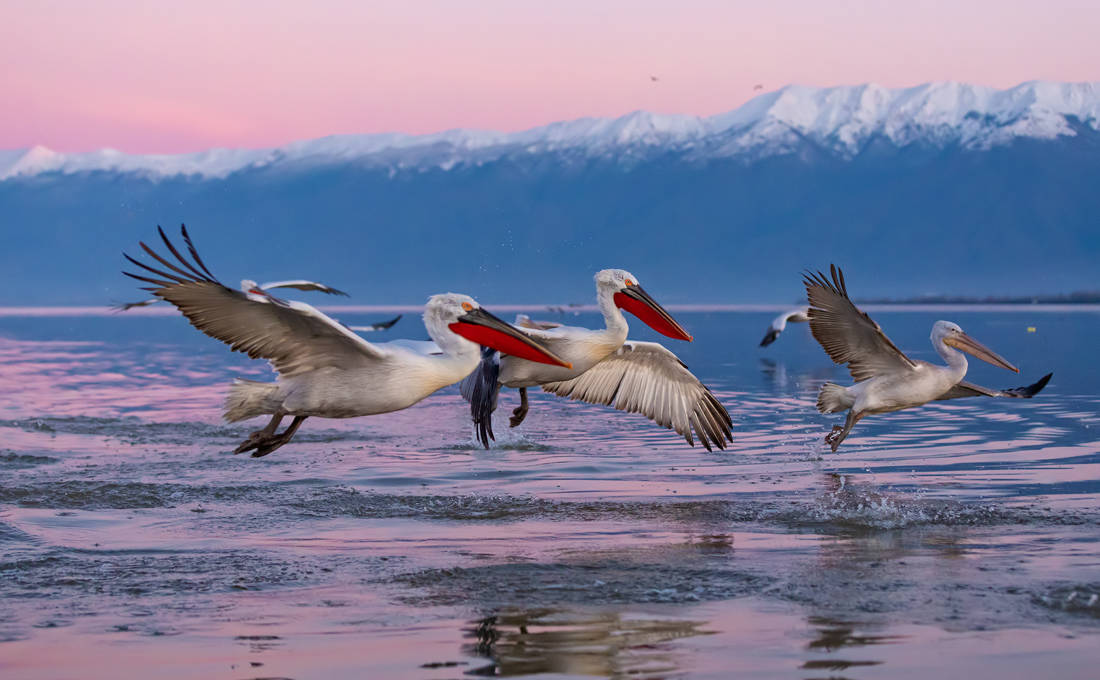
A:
[3,80,1099,180]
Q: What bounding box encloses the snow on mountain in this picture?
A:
[3,81,1098,181]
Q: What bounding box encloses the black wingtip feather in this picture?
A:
[180,224,219,281]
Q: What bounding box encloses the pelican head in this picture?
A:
[425,293,572,368]
[240,279,264,294]
[932,320,1019,373]
[596,269,693,342]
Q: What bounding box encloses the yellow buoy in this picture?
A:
[1027,326,1037,333]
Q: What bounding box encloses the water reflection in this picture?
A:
[462,609,711,678]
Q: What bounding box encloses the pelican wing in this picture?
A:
[347,314,403,332]
[259,280,350,296]
[458,346,502,448]
[124,226,386,377]
[112,298,160,311]
[936,372,1052,400]
[803,266,917,381]
[540,341,732,451]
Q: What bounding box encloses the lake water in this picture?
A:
[1,307,1098,679]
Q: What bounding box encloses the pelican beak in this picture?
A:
[945,332,1019,373]
[613,284,693,341]
[449,308,573,369]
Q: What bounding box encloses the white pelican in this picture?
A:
[514,314,563,331]
[347,315,403,332]
[123,226,571,457]
[759,307,809,347]
[460,269,732,451]
[805,266,1051,451]
[114,275,348,311]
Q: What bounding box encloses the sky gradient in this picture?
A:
[3,0,1099,153]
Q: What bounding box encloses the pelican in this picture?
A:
[759,306,809,347]
[514,314,562,331]
[122,226,571,457]
[114,277,348,311]
[347,314,403,332]
[460,270,732,451]
[805,266,1052,451]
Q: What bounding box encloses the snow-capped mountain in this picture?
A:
[3,81,1098,181]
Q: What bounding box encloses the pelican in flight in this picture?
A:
[114,277,348,311]
[123,226,571,457]
[514,314,562,331]
[461,270,732,451]
[759,306,809,347]
[347,314,403,332]
[805,266,1051,451]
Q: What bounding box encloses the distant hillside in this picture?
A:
[1,81,1098,306]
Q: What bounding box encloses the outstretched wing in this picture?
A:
[541,341,732,451]
[347,314,403,332]
[112,298,160,312]
[936,372,1052,401]
[803,265,917,382]
[259,280,349,296]
[123,225,386,377]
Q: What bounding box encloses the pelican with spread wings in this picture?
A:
[123,225,571,457]
[460,270,732,451]
[805,265,1052,451]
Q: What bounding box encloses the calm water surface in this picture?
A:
[0,308,1098,678]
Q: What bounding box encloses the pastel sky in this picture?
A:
[3,0,1098,153]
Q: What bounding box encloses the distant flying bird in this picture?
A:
[804,266,1051,452]
[347,314,403,332]
[753,84,764,91]
[650,75,659,82]
[514,314,562,331]
[122,225,571,457]
[114,277,348,311]
[759,307,810,347]
[461,270,732,451]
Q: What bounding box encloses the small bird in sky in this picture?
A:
[754,84,764,91]
[650,75,659,82]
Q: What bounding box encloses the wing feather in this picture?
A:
[935,373,1052,400]
[260,280,350,296]
[803,265,916,382]
[541,341,732,451]
[123,226,386,377]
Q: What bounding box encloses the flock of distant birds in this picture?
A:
[119,226,1051,457]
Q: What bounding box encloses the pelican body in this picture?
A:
[461,269,732,451]
[123,225,570,456]
[805,266,1051,451]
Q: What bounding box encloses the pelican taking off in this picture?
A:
[123,226,571,457]
[805,266,1051,451]
[759,306,809,347]
[461,270,732,451]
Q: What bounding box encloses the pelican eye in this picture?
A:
[461,302,474,312]
[624,278,635,287]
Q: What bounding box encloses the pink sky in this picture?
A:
[3,0,1098,153]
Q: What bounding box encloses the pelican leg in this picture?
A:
[509,388,530,428]
[251,416,309,458]
[825,410,863,452]
[233,413,284,454]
